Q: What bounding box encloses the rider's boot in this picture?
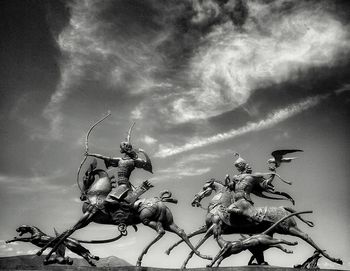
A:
[111,180,154,209]
[106,181,154,225]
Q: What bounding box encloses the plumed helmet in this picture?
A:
[120,122,136,155]
[234,153,247,167]
[120,141,133,153]
[234,152,251,173]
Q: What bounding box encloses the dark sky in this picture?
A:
[0,0,349,269]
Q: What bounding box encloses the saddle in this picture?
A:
[210,205,232,226]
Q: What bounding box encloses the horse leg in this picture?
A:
[288,226,342,265]
[166,223,212,261]
[137,221,165,266]
[212,215,222,239]
[165,225,207,255]
[41,211,93,261]
[215,256,225,267]
[181,225,214,269]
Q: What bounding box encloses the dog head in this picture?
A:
[16,225,32,236]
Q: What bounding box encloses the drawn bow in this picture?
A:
[76,111,111,193]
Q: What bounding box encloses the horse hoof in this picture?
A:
[165,249,170,255]
[94,256,100,261]
[43,260,49,265]
[261,261,269,265]
[136,261,141,267]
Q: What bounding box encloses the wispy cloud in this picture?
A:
[43,0,167,139]
[38,0,350,142]
[155,94,328,158]
[0,170,68,194]
[167,1,350,123]
[149,152,220,182]
[141,135,158,145]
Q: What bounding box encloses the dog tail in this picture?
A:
[284,207,314,227]
[75,233,124,244]
[263,210,313,236]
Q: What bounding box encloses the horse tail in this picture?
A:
[159,190,178,204]
[263,210,313,236]
[284,207,314,227]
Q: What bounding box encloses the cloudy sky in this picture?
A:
[0,0,349,269]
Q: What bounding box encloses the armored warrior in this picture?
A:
[85,123,153,222]
[226,153,281,224]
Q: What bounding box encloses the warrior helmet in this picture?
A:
[120,123,136,156]
[234,153,250,172]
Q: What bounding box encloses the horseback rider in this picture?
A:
[226,153,276,224]
[85,123,153,222]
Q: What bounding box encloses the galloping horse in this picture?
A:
[167,178,342,268]
[36,169,211,266]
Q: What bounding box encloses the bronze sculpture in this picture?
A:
[6,225,99,266]
[34,114,211,266]
[207,211,312,267]
[81,119,153,225]
[6,113,343,268]
[267,149,304,171]
[36,168,211,266]
[294,250,323,269]
[167,177,342,268]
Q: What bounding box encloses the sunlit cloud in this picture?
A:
[155,94,328,157]
[168,1,350,123]
[142,135,158,145]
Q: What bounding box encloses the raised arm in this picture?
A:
[134,148,153,173]
[86,153,120,168]
[248,172,276,190]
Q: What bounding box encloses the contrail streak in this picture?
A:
[155,94,329,158]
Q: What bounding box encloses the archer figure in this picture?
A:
[86,123,153,224]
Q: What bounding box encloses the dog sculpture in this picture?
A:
[6,225,99,266]
[207,211,311,267]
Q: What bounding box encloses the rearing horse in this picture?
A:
[36,169,211,266]
[166,178,342,268]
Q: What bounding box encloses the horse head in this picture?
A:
[86,169,112,197]
[191,179,218,207]
[192,178,233,209]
